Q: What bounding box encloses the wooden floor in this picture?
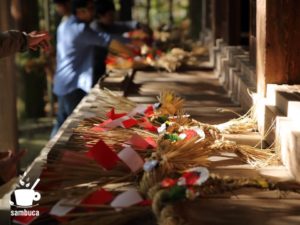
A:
[103,68,300,225]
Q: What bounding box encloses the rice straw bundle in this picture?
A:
[209,140,278,167]
[139,137,211,198]
[98,89,137,111]
[157,91,185,115]
[139,170,168,197]
[215,108,257,134]
[157,137,211,173]
[85,89,137,120]
[39,152,133,191]
[73,127,139,149]
[151,174,300,225]
[38,185,98,206]
[73,125,158,151]
[156,173,300,200]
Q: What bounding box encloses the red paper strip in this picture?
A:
[129,134,157,150]
[122,118,138,128]
[86,140,119,170]
[82,189,114,205]
[106,108,126,120]
[138,199,152,206]
[183,130,198,140]
[182,171,200,186]
[144,105,154,117]
[138,118,157,133]
[161,178,177,188]
[129,134,150,150]
[145,137,157,148]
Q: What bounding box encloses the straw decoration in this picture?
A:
[20,88,296,225]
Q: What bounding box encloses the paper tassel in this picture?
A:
[86,140,119,170]
[110,189,143,208]
[118,147,144,172]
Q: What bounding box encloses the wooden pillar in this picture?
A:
[249,0,256,67]
[257,0,300,96]
[168,0,174,27]
[224,0,242,45]
[201,0,207,34]
[211,0,225,42]
[146,0,151,25]
[119,0,133,21]
[189,0,202,40]
[0,1,19,152]
[212,0,248,46]
[205,0,212,30]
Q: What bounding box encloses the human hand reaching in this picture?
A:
[27,31,51,52]
[0,149,27,183]
[109,39,135,58]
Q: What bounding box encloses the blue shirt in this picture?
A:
[53,16,112,96]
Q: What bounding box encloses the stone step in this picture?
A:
[264,105,284,145]
[275,117,300,182]
[222,132,266,148]
[266,84,300,106]
[276,91,300,116]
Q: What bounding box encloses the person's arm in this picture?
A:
[90,21,131,44]
[0,149,26,184]
[79,26,134,57]
[114,21,139,33]
[0,30,27,58]
[0,30,50,58]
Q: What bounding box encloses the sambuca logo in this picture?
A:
[10,173,41,208]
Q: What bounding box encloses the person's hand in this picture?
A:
[27,31,51,52]
[130,39,145,48]
[109,40,134,58]
[0,149,26,183]
[139,24,153,37]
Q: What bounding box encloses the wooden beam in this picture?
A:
[257,0,300,96]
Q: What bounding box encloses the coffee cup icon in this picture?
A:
[15,189,41,207]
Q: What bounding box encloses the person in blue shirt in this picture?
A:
[51,0,133,136]
[53,0,71,19]
[90,0,150,81]
[90,0,136,80]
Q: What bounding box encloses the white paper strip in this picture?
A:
[105,116,131,128]
[127,105,148,117]
[110,189,143,208]
[157,123,167,134]
[49,198,82,216]
[118,147,144,172]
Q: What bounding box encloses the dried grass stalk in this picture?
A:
[157,91,185,115]
[209,140,279,167]
[157,138,211,173]
[215,107,257,134]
